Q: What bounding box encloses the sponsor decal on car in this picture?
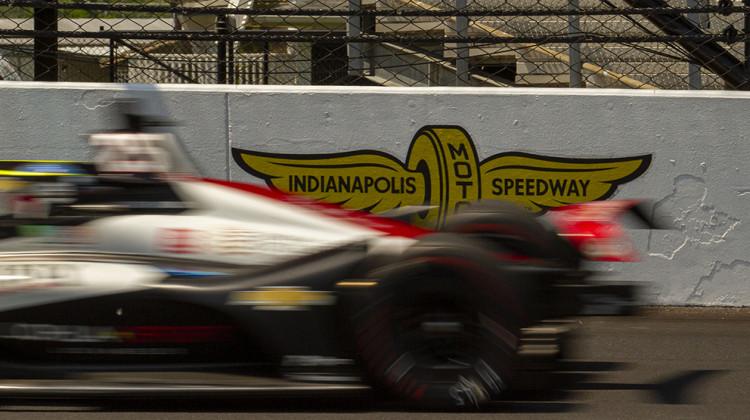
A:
[17,225,96,245]
[157,228,206,254]
[0,323,119,343]
[156,227,333,260]
[228,287,336,310]
[232,126,651,228]
[0,262,166,311]
[0,178,28,192]
[0,323,233,343]
[89,133,173,174]
[0,162,90,177]
[0,263,80,295]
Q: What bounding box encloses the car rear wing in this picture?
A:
[547,200,660,262]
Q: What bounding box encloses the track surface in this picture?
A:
[1,307,749,419]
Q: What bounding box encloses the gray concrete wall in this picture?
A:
[1,81,749,306]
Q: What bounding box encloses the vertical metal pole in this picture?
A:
[263,41,269,85]
[228,37,235,84]
[568,0,582,87]
[109,38,116,83]
[216,14,227,84]
[362,12,375,76]
[348,0,363,76]
[455,0,469,86]
[687,0,702,89]
[33,0,58,81]
[745,0,750,87]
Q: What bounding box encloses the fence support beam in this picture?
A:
[33,0,58,81]
[228,36,235,84]
[687,0,702,90]
[568,0,582,87]
[263,41,269,85]
[348,0,363,76]
[745,0,750,82]
[216,14,228,84]
[109,38,116,83]
[624,0,749,90]
[455,0,469,86]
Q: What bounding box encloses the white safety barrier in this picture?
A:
[1,81,749,306]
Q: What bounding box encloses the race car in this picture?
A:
[0,129,647,409]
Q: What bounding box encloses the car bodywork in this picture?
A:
[0,132,645,408]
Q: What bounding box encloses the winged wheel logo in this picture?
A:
[232,126,651,229]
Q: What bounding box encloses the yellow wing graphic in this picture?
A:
[479,153,651,213]
[232,148,426,214]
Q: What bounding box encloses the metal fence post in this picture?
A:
[228,35,235,85]
[216,14,228,84]
[568,0,582,87]
[348,0,363,76]
[263,41,269,84]
[455,0,469,86]
[745,0,750,84]
[687,0,702,89]
[109,38,116,83]
[33,0,58,81]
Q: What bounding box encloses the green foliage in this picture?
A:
[1,6,34,19]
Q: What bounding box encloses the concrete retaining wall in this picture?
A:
[1,81,749,306]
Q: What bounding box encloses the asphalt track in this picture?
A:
[1,307,749,419]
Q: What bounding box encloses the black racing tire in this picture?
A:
[351,234,527,409]
[443,200,581,268]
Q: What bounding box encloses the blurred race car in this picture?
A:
[0,130,647,409]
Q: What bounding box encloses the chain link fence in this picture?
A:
[2,0,750,89]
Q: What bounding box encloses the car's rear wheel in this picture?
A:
[351,236,525,409]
